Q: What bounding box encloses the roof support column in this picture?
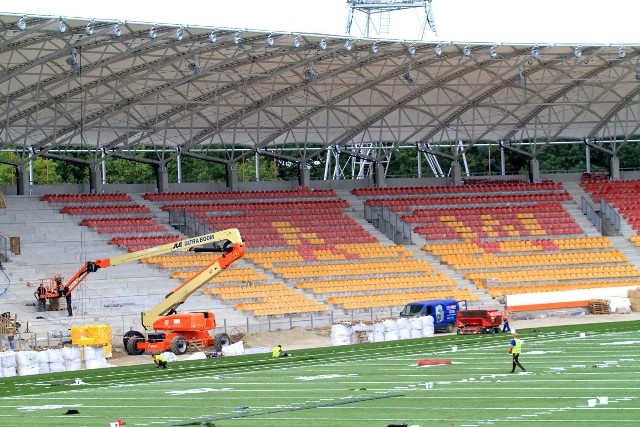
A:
[156,165,169,193]
[299,164,310,187]
[529,158,540,183]
[226,164,238,191]
[90,164,102,194]
[610,156,620,180]
[451,161,462,186]
[373,162,385,188]
[16,165,29,196]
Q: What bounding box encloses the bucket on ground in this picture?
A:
[587,399,597,407]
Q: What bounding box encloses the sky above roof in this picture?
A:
[2,0,638,45]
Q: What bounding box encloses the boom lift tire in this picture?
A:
[123,330,139,349]
[214,332,231,351]
[170,336,188,355]
[125,331,145,355]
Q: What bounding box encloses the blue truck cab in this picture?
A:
[399,299,467,333]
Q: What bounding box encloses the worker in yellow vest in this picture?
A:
[508,331,526,373]
[272,344,288,358]
[153,353,168,369]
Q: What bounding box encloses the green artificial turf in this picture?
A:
[0,320,638,426]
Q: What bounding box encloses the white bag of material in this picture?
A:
[396,317,410,330]
[331,324,352,346]
[384,330,399,341]
[48,348,66,372]
[397,326,411,340]
[0,351,17,368]
[47,348,63,364]
[162,352,177,362]
[17,365,40,376]
[16,351,39,367]
[421,315,435,336]
[84,346,106,361]
[85,358,106,369]
[396,318,411,339]
[16,351,39,376]
[48,362,65,373]
[422,326,435,337]
[36,350,49,364]
[38,362,50,374]
[371,331,385,343]
[383,319,397,332]
[64,360,83,372]
[84,346,108,369]
[410,328,423,339]
[409,317,424,330]
[372,322,385,334]
[609,297,631,313]
[62,347,82,361]
[221,340,244,356]
[185,352,208,361]
[3,366,17,377]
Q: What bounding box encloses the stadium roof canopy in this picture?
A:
[1,14,640,172]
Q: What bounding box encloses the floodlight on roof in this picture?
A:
[208,30,217,43]
[618,46,626,59]
[434,44,443,57]
[113,23,122,38]
[149,26,157,39]
[463,45,471,57]
[407,43,416,57]
[266,34,274,46]
[16,16,26,31]
[319,37,328,50]
[85,21,95,36]
[531,46,539,59]
[292,35,301,48]
[175,27,184,41]
[344,39,353,51]
[574,46,582,58]
[371,42,379,54]
[233,31,242,44]
[489,44,498,58]
[57,20,67,33]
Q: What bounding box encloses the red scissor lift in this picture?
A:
[456,309,503,334]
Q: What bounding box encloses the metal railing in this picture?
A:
[599,197,621,232]
[581,196,602,232]
[364,204,413,245]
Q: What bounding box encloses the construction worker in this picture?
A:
[508,331,526,373]
[502,305,512,332]
[153,353,168,369]
[37,283,47,312]
[63,285,73,317]
[272,344,288,358]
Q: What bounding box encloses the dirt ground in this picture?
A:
[107,310,640,367]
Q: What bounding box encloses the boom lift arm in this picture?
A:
[46,230,235,299]
[141,228,245,329]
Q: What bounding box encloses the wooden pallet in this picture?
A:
[588,299,611,314]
